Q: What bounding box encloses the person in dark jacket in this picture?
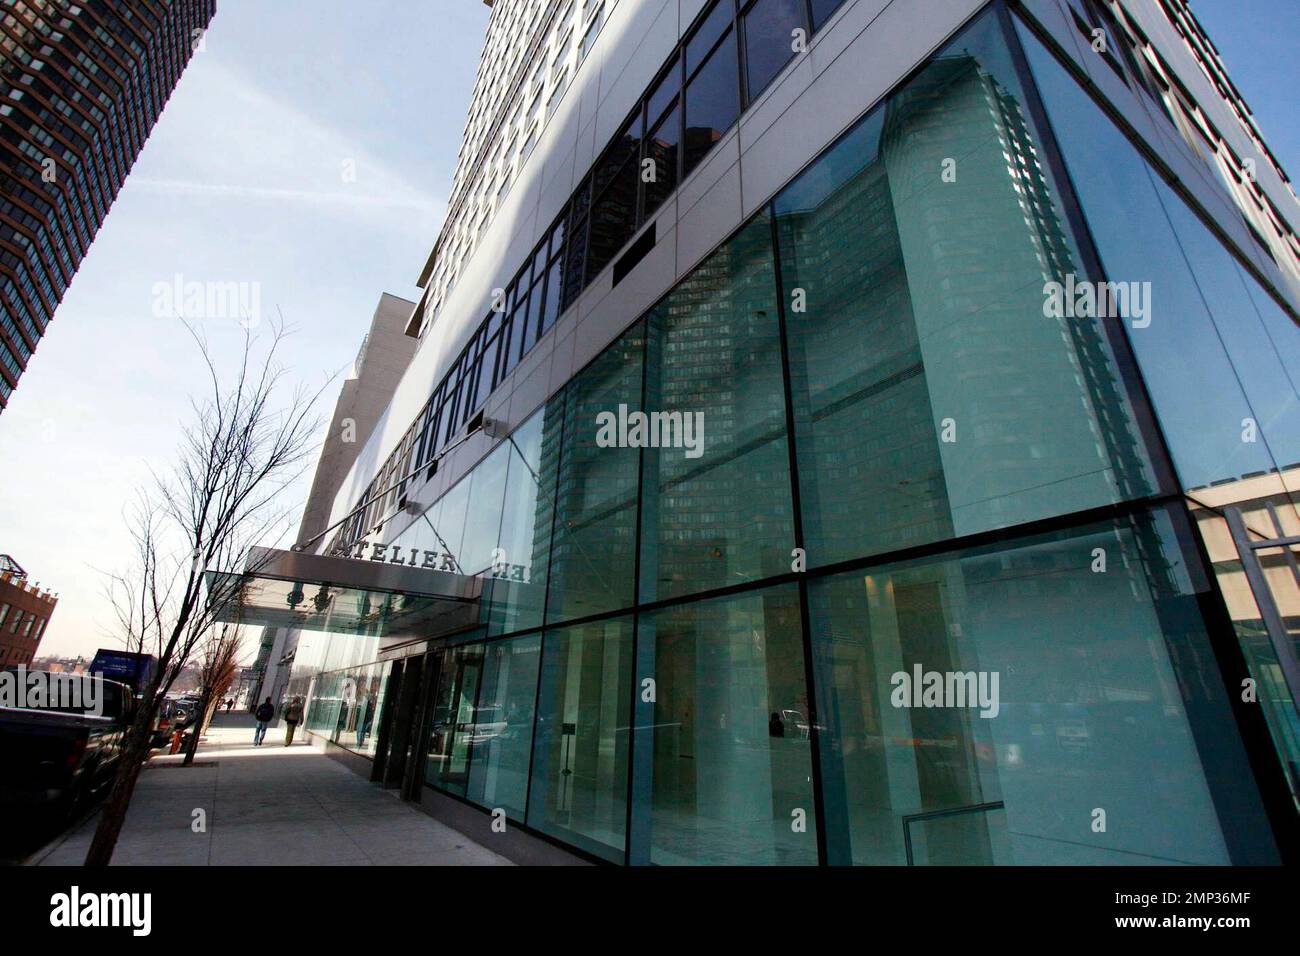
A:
[283,697,305,746]
[254,697,275,745]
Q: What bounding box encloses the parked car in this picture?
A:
[0,672,133,822]
[150,698,181,748]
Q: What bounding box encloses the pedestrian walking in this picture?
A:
[254,696,274,745]
[284,696,304,746]
[226,698,235,712]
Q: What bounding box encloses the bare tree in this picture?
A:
[180,623,244,766]
[86,322,324,865]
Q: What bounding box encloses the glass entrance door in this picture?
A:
[424,645,485,797]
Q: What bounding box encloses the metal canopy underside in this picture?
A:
[206,546,483,642]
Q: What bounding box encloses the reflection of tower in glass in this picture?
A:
[881,53,1146,534]
[649,219,788,594]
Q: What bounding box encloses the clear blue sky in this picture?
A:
[0,0,1295,659]
[1192,0,1300,172]
[0,0,490,657]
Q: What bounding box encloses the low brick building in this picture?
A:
[0,555,57,667]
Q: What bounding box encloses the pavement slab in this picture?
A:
[29,712,513,867]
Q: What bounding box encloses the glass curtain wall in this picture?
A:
[810,511,1230,865]
[1016,22,1300,809]
[293,6,1289,864]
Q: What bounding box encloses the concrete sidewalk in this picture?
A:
[32,711,512,866]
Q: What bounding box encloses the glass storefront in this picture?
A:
[290,4,1294,864]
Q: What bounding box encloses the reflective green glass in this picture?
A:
[1018,26,1275,490]
[486,408,557,636]
[637,584,817,864]
[527,617,632,861]
[425,644,485,797]
[639,215,794,603]
[460,442,509,577]
[774,13,1154,568]
[465,635,542,820]
[810,513,1233,865]
[545,323,645,623]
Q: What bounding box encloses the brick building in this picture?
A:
[0,554,57,666]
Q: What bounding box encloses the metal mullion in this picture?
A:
[624,314,652,865]
[522,382,569,826]
[768,204,831,866]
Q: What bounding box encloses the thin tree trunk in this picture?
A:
[85,702,156,866]
[182,690,212,766]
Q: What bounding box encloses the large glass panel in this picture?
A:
[1242,277,1300,411]
[773,12,1154,568]
[741,0,804,102]
[1018,26,1276,491]
[460,442,509,578]
[431,475,470,575]
[527,617,633,861]
[546,323,645,624]
[683,28,739,178]
[640,215,794,603]
[425,644,485,797]
[352,661,391,757]
[488,406,559,636]
[810,512,1235,865]
[1157,194,1300,472]
[637,585,817,864]
[465,635,542,820]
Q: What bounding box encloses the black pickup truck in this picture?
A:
[0,672,133,823]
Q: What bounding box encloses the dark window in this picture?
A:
[458,357,479,424]
[424,396,446,462]
[562,213,588,309]
[523,277,547,356]
[592,114,642,197]
[641,103,680,221]
[810,0,845,30]
[646,57,681,126]
[685,0,733,76]
[500,298,528,380]
[587,157,640,279]
[530,236,549,281]
[538,257,564,336]
[478,333,500,400]
[548,212,568,256]
[742,0,805,103]
[443,372,462,442]
[683,28,739,177]
[571,174,593,220]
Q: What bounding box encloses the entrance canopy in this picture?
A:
[207,546,483,643]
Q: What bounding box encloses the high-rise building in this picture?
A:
[223,0,1300,865]
[0,0,217,411]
